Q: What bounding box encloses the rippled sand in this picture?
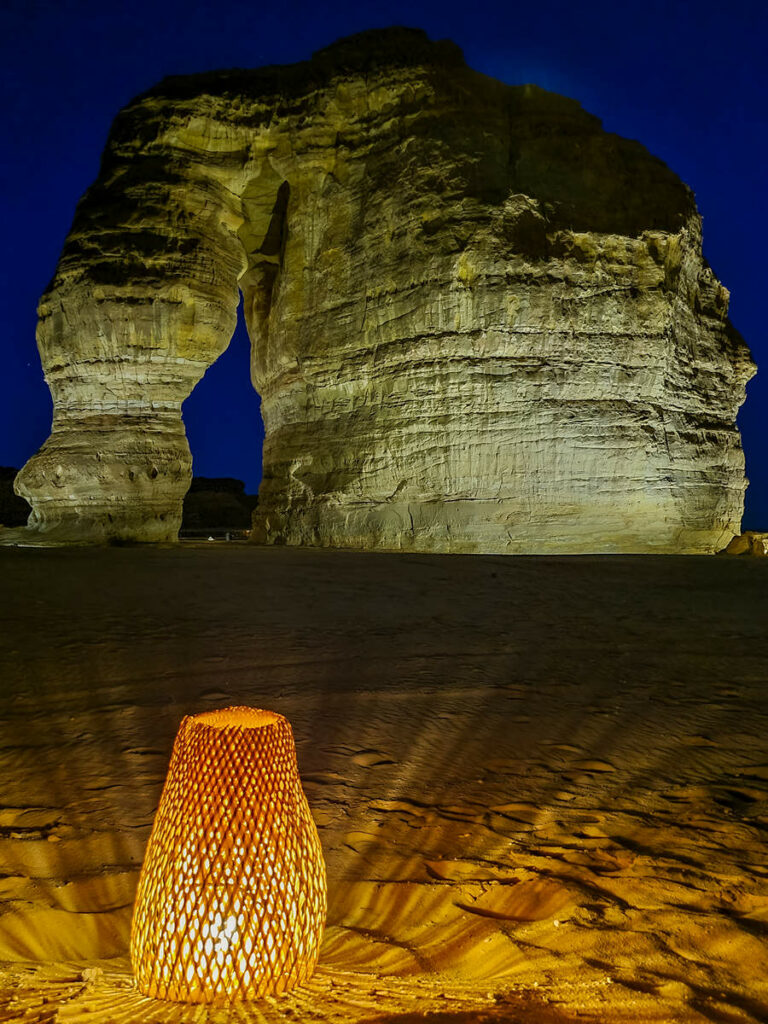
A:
[1,546,767,1022]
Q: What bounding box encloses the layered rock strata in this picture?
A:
[5,28,755,550]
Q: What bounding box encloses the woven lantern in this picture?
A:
[130,706,326,1004]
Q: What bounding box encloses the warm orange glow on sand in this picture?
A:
[130,706,326,1004]
[2,551,768,1022]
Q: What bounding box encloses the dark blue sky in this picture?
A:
[2,0,766,522]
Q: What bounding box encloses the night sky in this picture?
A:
[2,1,766,525]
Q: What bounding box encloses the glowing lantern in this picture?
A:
[130,706,326,1004]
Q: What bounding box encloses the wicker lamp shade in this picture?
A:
[130,707,326,1004]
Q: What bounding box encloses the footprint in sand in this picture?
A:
[0,807,59,829]
[197,688,234,702]
[680,734,717,747]
[351,749,396,768]
[369,797,429,815]
[456,878,574,922]
[572,758,617,773]
[712,787,768,819]
[301,770,349,787]
[424,859,519,882]
[343,830,381,853]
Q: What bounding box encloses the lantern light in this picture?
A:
[130,706,326,1004]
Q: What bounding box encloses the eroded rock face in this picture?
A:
[723,532,768,557]
[0,468,30,527]
[6,28,755,550]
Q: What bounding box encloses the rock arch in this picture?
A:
[5,28,755,552]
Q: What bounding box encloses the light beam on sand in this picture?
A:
[130,707,326,1004]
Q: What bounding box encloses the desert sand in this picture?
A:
[0,546,767,1022]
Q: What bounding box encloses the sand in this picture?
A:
[0,545,767,1022]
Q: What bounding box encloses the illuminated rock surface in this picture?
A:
[724,530,768,556]
[6,28,754,550]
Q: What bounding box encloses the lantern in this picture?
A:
[130,706,326,1004]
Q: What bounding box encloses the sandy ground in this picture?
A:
[0,546,767,1023]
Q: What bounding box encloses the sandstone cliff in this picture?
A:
[0,468,30,527]
[4,28,755,551]
[181,477,256,534]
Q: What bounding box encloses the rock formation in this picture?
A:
[181,477,257,535]
[0,468,30,527]
[4,28,755,551]
[723,531,768,557]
